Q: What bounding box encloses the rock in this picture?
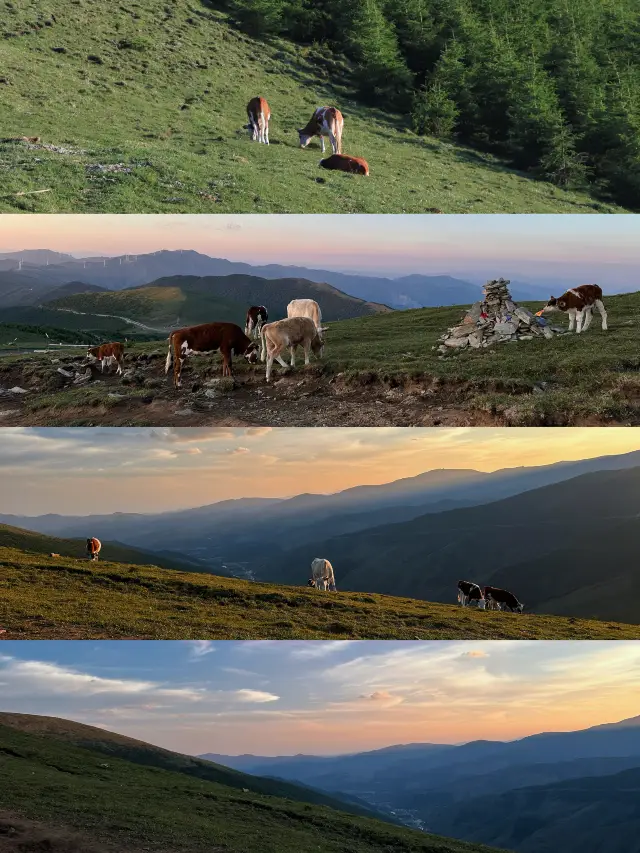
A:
[107,393,125,400]
[143,378,162,389]
[204,389,218,399]
[515,307,534,325]
[494,321,518,336]
[175,408,194,416]
[444,336,468,348]
[8,386,29,394]
[73,369,92,385]
[468,331,483,348]
[57,367,74,378]
[204,377,235,393]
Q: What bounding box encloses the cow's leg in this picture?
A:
[320,135,325,153]
[595,299,608,330]
[567,309,576,332]
[575,309,584,334]
[304,342,311,366]
[174,349,184,389]
[329,130,337,155]
[116,358,123,376]
[289,346,296,368]
[265,121,269,145]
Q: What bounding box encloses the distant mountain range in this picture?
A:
[0,248,552,311]
[3,449,640,618]
[202,714,640,853]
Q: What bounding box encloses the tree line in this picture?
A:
[226,0,640,208]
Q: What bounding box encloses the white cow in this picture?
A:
[287,299,323,337]
[310,558,336,591]
[260,317,325,382]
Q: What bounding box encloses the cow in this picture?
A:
[246,96,270,144]
[245,305,268,339]
[457,580,486,609]
[298,107,343,155]
[86,342,125,375]
[319,154,369,176]
[86,537,101,562]
[484,586,524,613]
[310,558,336,591]
[260,317,325,382]
[165,322,260,389]
[49,553,61,558]
[538,284,608,334]
[286,298,323,336]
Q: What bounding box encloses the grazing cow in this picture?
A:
[310,558,336,591]
[49,553,61,558]
[260,317,325,382]
[86,342,124,375]
[457,580,486,609]
[286,298,323,336]
[484,586,524,613]
[165,322,259,388]
[246,97,270,144]
[86,537,101,561]
[245,305,268,339]
[538,284,607,334]
[298,107,343,154]
[319,154,369,176]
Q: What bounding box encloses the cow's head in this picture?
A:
[541,296,561,314]
[476,599,487,610]
[515,603,524,613]
[298,130,313,148]
[86,347,99,361]
[311,333,325,359]
[307,578,316,588]
[244,342,260,364]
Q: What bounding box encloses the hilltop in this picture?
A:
[0,538,637,639]
[0,2,624,214]
[0,714,503,853]
[1,290,639,426]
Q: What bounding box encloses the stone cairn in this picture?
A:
[437,278,562,352]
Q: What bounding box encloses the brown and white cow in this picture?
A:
[298,107,343,155]
[286,298,323,336]
[457,580,486,609]
[538,284,607,334]
[165,322,259,388]
[319,154,369,176]
[86,537,101,562]
[246,97,270,144]
[86,342,125,375]
[484,586,524,613]
[245,305,268,339]
[260,317,325,382]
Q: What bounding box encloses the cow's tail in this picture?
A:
[165,335,174,375]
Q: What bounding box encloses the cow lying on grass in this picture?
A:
[320,154,369,176]
[166,322,259,388]
[539,284,608,334]
[86,342,125,375]
[260,317,325,382]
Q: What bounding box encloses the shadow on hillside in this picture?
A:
[0,813,109,853]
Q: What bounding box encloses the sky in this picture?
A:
[1,640,638,756]
[1,214,639,284]
[1,426,640,515]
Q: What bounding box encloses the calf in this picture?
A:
[86,342,124,375]
[86,537,101,562]
[319,154,369,176]
[245,305,268,339]
[260,317,325,382]
[298,107,343,154]
[246,97,270,144]
[165,322,259,389]
[457,580,486,609]
[538,284,607,334]
[310,557,336,591]
[484,586,524,613]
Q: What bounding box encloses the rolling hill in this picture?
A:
[1,532,638,640]
[204,717,640,853]
[258,466,640,624]
[0,713,504,853]
[0,3,622,214]
[45,273,390,329]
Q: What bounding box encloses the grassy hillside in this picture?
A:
[0,2,624,214]
[1,291,639,426]
[46,274,389,329]
[0,523,206,574]
[1,544,637,639]
[0,717,501,853]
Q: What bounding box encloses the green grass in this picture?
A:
[1,546,637,639]
[0,718,503,853]
[0,1,625,213]
[2,292,639,425]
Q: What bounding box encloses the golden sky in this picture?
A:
[4,427,640,514]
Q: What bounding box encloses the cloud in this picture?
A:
[234,689,279,704]
[188,641,215,660]
[357,690,403,707]
[461,650,489,659]
[290,642,354,660]
[230,447,250,456]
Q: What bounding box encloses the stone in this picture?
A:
[444,336,469,348]
[57,367,74,378]
[204,377,235,393]
[515,307,534,325]
[494,321,518,336]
